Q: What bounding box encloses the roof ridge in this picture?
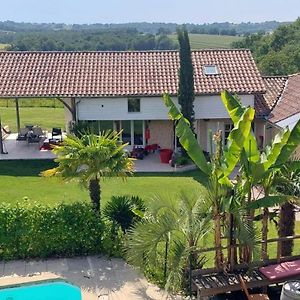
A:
[288,72,300,78]
[0,48,252,54]
[270,75,290,111]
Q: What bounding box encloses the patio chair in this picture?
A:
[16,128,29,141]
[52,127,62,141]
[27,127,44,143]
[33,127,44,137]
[239,275,270,300]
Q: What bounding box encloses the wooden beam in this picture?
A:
[15,97,20,133]
[198,234,300,255]
[56,97,76,121]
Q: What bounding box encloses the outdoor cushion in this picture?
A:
[259,259,300,280]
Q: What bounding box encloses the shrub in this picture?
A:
[0,199,104,260]
[69,121,97,137]
[103,195,145,232]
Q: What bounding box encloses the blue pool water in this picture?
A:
[0,281,82,300]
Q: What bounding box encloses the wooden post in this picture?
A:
[130,120,134,147]
[15,97,20,133]
[0,114,5,154]
[71,97,76,121]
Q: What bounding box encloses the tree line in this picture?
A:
[6,29,177,51]
[0,20,286,36]
[233,18,300,75]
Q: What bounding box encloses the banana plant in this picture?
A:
[222,91,300,260]
[163,92,255,270]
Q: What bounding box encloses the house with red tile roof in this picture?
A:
[0,49,270,153]
[260,73,300,156]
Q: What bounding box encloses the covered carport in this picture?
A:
[0,51,84,155]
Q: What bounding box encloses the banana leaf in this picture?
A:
[221,90,260,163]
[248,195,293,209]
[163,93,211,175]
[275,119,300,167]
[221,107,255,180]
[262,128,290,171]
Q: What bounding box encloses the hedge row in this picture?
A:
[0,200,104,260]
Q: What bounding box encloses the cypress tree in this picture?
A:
[177,26,195,132]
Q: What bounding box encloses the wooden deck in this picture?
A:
[193,263,300,299]
[193,268,268,298]
[192,236,300,298]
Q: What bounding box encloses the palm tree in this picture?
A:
[42,131,134,213]
[275,161,300,256]
[125,191,210,294]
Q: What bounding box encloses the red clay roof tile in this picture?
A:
[0,50,265,98]
[255,76,288,117]
[269,73,300,123]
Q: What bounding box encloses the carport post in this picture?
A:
[15,97,20,133]
[0,114,5,154]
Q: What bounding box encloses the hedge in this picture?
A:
[0,200,104,260]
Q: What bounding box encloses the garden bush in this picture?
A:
[0,199,104,260]
[103,195,145,232]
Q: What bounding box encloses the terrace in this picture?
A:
[0,132,196,172]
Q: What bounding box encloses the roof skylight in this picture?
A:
[203,65,219,75]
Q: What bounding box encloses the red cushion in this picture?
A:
[259,259,300,280]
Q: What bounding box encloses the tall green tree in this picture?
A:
[42,131,134,213]
[233,18,300,75]
[177,26,195,132]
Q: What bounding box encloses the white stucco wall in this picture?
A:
[194,94,254,119]
[276,112,300,130]
[76,94,255,121]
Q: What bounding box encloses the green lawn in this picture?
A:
[169,33,242,49]
[0,107,65,132]
[0,160,205,206]
[0,159,299,267]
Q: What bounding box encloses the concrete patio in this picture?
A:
[0,133,196,173]
[0,133,56,160]
[0,256,182,299]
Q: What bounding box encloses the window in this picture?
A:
[203,65,219,75]
[224,123,234,145]
[128,98,140,112]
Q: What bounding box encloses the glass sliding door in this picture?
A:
[122,120,131,145]
[134,120,144,146]
[120,120,145,148]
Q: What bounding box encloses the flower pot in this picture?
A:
[159,149,173,164]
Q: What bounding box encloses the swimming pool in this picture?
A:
[0,280,82,300]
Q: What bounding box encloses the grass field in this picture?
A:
[0,107,65,132]
[169,33,242,49]
[0,43,9,50]
[0,98,63,108]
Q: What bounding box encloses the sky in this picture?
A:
[0,0,299,24]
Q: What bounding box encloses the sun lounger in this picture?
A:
[16,128,29,141]
[259,259,300,281]
[27,127,45,143]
